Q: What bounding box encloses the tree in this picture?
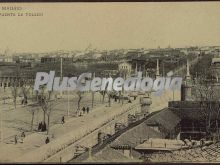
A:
[10,65,21,110]
[27,104,39,132]
[107,92,111,107]
[11,78,19,110]
[91,91,95,108]
[38,86,47,123]
[39,91,57,134]
[76,91,83,115]
[100,91,106,104]
[20,79,32,105]
[190,54,213,79]
[195,75,220,139]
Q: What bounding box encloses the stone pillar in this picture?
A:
[181,59,192,101]
[156,59,160,79]
[186,59,190,80]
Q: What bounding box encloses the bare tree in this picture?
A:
[107,92,111,107]
[10,66,21,110]
[196,76,220,139]
[91,91,95,108]
[76,91,83,115]
[46,99,54,135]
[30,109,35,132]
[38,86,47,123]
[39,91,57,134]
[20,79,32,105]
[91,73,95,108]
[118,91,121,103]
[11,78,19,110]
[27,104,39,132]
[100,91,106,103]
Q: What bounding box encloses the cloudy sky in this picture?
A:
[0,2,220,53]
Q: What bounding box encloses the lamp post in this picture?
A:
[67,87,70,116]
[0,104,3,145]
[60,56,63,98]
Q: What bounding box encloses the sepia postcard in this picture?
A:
[0,2,220,163]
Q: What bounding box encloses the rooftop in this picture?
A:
[135,138,185,152]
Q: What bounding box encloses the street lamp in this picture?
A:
[0,103,3,145]
[67,88,70,117]
[60,56,63,98]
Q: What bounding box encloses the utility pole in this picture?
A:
[173,90,175,101]
[163,61,165,77]
[156,59,160,78]
[60,56,63,98]
[92,72,95,108]
[67,87,70,117]
[0,105,3,145]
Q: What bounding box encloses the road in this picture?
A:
[0,92,104,143]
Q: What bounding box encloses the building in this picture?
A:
[0,55,14,63]
[100,70,118,77]
[118,61,132,78]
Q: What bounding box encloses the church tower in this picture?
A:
[181,59,192,101]
[156,59,160,79]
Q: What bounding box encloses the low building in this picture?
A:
[0,55,14,63]
[118,61,132,78]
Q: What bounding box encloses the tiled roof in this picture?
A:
[111,124,162,148]
[146,108,181,132]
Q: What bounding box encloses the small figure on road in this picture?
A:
[21,132,25,143]
[134,96,137,100]
[61,116,65,124]
[14,135,18,144]
[114,97,117,102]
[38,122,42,132]
[86,107,89,113]
[45,137,50,144]
[82,107,86,114]
[128,99,132,103]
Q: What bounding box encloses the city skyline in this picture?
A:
[0,2,220,53]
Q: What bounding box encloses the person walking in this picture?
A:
[61,116,65,124]
[20,132,25,143]
[14,135,18,145]
[45,137,50,144]
[38,122,42,132]
[86,107,89,114]
[82,107,86,114]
